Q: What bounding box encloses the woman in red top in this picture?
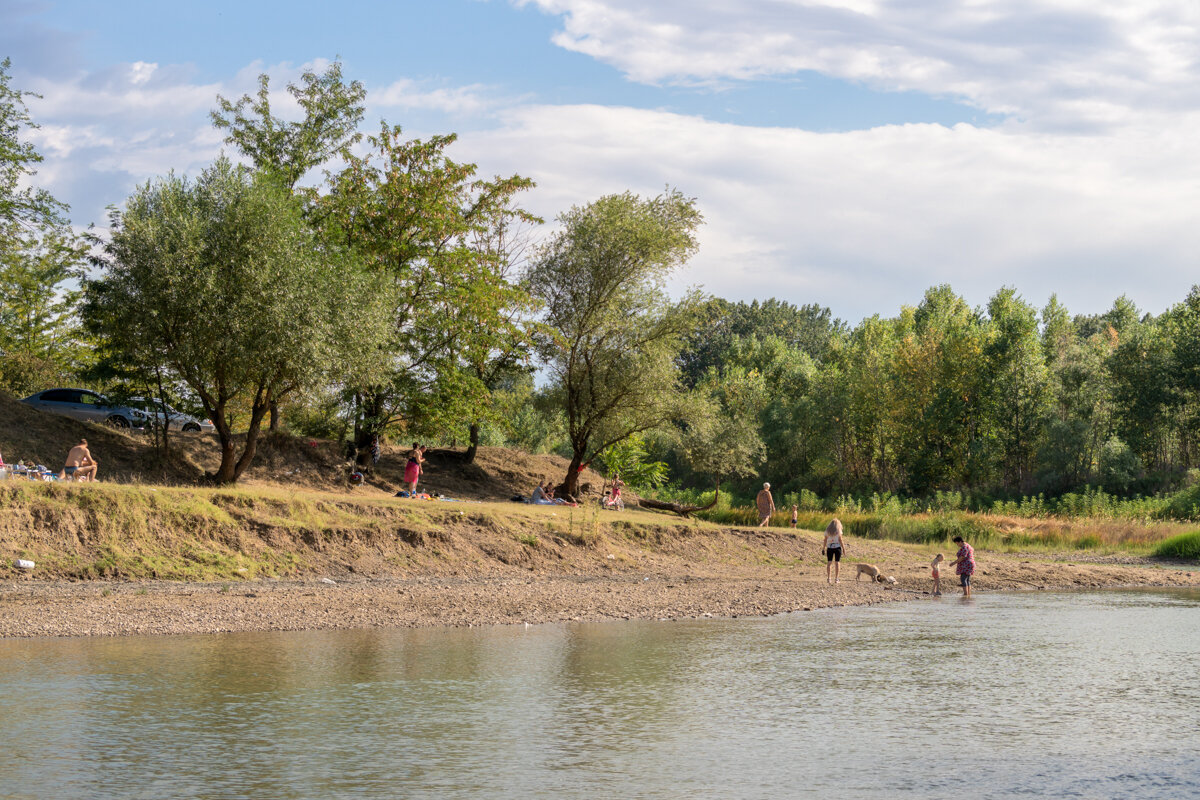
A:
[948,535,975,597]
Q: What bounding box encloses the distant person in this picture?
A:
[824,518,846,584]
[790,504,799,528]
[756,482,776,527]
[404,443,425,496]
[62,438,98,482]
[532,481,572,506]
[948,536,975,597]
[604,474,624,510]
[930,553,945,596]
[545,483,576,507]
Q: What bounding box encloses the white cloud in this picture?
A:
[456,103,1200,319]
[19,53,1200,322]
[372,79,498,116]
[517,0,1200,130]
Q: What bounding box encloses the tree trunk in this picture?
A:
[354,391,386,470]
[464,423,480,464]
[269,400,280,432]
[230,402,270,482]
[563,450,585,498]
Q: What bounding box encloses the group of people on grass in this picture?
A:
[756,482,976,595]
[0,439,98,483]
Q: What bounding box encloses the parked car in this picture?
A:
[21,388,150,429]
[126,396,215,433]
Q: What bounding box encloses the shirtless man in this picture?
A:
[62,438,98,482]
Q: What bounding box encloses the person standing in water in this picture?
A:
[756,482,776,527]
[930,553,945,596]
[947,536,975,597]
[824,518,846,584]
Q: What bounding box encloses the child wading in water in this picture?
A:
[930,553,944,596]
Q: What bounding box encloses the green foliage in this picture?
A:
[85,158,386,483]
[315,122,538,462]
[1156,483,1200,522]
[0,59,89,394]
[211,60,365,190]
[1153,530,1200,560]
[598,433,669,491]
[1097,437,1143,494]
[530,188,703,494]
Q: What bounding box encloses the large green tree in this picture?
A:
[0,58,88,395]
[529,188,703,497]
[315,123,537,467]
[85,158,386,483]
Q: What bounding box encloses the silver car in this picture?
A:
[126,396,215,433]
[21,388,150,429]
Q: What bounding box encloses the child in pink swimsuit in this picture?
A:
[931,553,944,596]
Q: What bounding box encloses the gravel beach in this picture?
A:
[3,550,1196,638]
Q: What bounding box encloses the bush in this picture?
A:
[1098,437,1143,494]
[1153,530,1200,560]
[1157,484,1200,522]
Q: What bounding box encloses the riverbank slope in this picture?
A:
[2,482,1197,637]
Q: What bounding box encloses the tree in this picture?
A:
[529,188,703,497]
[982,288,1049,491]
[314,123,537,467]
[678,297,842,387]
[211,60,365,191]
[0,228,88,394]
[0,58,88,394]
[85,158,386,483]
[676,366,767,489]
[211,60,367,429]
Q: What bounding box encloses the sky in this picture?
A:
[4,0,1200,324]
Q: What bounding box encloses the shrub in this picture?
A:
[1157,484,1200,522]
[1153,530,1200,560]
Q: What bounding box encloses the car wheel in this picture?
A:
[182,423,201,433]
[106,415,131,429]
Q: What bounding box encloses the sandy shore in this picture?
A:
[3,552,1197,638]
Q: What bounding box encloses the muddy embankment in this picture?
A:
[2,482,1197,638]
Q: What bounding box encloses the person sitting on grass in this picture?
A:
[61,439,98,482]
[532,480,575,506]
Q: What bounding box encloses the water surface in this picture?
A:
[2,590,1198,799]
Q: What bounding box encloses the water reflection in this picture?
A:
[1,589,1198,799]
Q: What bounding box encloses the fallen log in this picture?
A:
[637,485,720,518]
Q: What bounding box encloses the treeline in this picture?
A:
[483,287,1200,505]
[669,288,1199,501]
[2,58,1198,503]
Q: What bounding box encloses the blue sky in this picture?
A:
[5,0,1200,323]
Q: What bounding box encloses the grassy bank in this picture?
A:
[0,481,740,581]
[696,505,1196,555]
[4,481,1197,585]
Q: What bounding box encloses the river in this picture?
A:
[2,589,1198,799]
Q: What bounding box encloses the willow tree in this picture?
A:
[529,188,703,497]
[85,158,387,483]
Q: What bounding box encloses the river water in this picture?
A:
[1,589,1198,799]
